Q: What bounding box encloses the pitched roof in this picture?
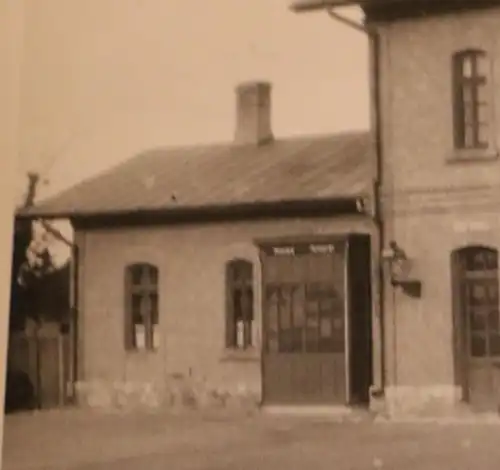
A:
[21,131,374,219]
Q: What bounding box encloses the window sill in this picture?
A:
[125,348,159,356]
[220,348,260,362]
[447,148,499,163]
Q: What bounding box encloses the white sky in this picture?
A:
[15,0,369,204]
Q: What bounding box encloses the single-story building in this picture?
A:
[19,81,383,412]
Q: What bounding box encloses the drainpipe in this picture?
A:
[370,30,386,399]
[290,4,386,396]
[69,244,79,405]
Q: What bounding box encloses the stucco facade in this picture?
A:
[376,6,500,415]
[73,215,375,411]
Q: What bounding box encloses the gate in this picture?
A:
[8,326,70,410]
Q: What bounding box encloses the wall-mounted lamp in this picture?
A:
[382,240,422,298]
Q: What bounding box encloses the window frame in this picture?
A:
[455,246,500,360]
[124,262,159,352]
[451,49,494,157]
[225,258,255,351]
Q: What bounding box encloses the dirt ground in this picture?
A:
[3,409,500,470]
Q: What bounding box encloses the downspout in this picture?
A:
[370,29,386,397]
[326,8,386,399]
[69,243,79,405]
[291,5,386,396]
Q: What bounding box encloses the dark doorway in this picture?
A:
[347,234,373,406]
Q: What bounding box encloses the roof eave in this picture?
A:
[289,0,495,13]
[15,195,371,224]
[290,0,349,12]
[290,0,386,12]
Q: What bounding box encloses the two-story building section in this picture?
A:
[294,0,500,417]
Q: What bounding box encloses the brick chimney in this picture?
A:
[234,81,274,146]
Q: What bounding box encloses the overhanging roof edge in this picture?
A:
[15,194,372,222]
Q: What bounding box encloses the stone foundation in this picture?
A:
[384,385,463,418]
[75,375,260,413]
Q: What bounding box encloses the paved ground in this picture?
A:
[3,409,500,470]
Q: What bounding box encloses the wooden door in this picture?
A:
[456,246,500,411]
[261,241,347,405]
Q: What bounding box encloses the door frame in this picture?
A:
[451,245,500,407]
[344,236,352,403]
[451,249,468,401]
[256,234,352,406]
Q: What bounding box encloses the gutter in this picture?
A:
[290,3,386,396]
[68,243,79,404]
[15,196,370,224]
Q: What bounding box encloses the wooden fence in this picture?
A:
[8,326,71,409]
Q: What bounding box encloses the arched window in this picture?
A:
[452,49,490,150]
[454,246,499,359]
[124,263,159,351]
[225,259,254,349]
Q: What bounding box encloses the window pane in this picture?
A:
[241,288,253,322]
[462,56,473,78]
[134,324,146,349]
[280,290,292,329]
[467,250,494,271]
[489,334,500,356]
[131,265,144,285]
[332,314,344,335]
[152,325,160,349]
[476,53,488,77]
[236,320,245,348]
[462,84,474,105]
[471,334,486,357]
[477,123,489,147]
[471,283,487,305]
[279,329,292,353]
[306,297,319,317]
[477,84,489,104]
[470,309,487,331]
[148,266,158,285]
[486,251,498,269]
[132,294,143,325]
[470,251,482,268]
[319,316,332,338]
[319,337,337,353]
[464,124,475,148]
[243,320,252,348]
[150,293,158,325]
[305,325,319,352]
[268,336,279,353]
[233,289,243,322]
[488,310,499,332]
[267,288,279,333]
[229,260,252,283]
[291,288,305,327]
[487,282,499,302]
[462,103,474,126]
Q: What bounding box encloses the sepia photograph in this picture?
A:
[2,0,500,469]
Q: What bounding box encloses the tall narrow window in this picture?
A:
[125,263,159,351]
[226,259,254,349]
[453,49,490,150]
